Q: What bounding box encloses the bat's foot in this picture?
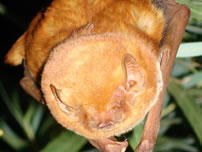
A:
[89,138,128,152]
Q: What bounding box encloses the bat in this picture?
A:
[5,0,190,151]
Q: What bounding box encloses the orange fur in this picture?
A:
[5,33,26,65]
[42,33,163,138]
[5,0,165,139]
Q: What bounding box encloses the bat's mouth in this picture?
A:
[89,108,122,130]
[88,103,124,131]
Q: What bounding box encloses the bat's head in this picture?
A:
[41,33,162,139]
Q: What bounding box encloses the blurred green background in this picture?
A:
[0,0,202,152]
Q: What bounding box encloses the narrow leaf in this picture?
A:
[0,82,24,126]
[31,104,45,133]
[0,121,28,150]
[41,131,87,152]
[177,42,202,58]
[168,79,202,144]
[155,136,198,152]
[24,102,36,123]
[182,72,202,88]
[38,116,55,137]
[128,122,144,150]
[0,82,35,141]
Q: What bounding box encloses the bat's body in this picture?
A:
[6,0,164,80]
[5,0,190,151]
[6,0,164,139]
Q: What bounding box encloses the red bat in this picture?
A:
[5,0,190,151]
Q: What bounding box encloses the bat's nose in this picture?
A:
[97,119,114,129]
[93,111,114,129]
[92,109,122,129]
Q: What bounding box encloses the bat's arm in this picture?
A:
[135,2,190,152]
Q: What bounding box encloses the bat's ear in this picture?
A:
[122,54,145,92]
[50,84,75,115]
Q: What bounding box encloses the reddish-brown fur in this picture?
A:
[5,0,164,79]
[5,0,165,139]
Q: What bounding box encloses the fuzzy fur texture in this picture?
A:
[5,0,165,139]
[42,33,163,139]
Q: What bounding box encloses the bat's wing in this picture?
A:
[19,61,44,103]
[90,1,190,152]
[5,12,44,103]
[4,33,26,66]
[5,11,43,66]
[136,1,190,152]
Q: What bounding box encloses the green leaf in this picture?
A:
[155,136,198,152]
[177,42,202,58]
[24,102,36,124]
[0,82,35,141]
[168,79,202,144]
[81,150,99,152]
[31,104,45,133]
[171,60,190,77]
[41,131,87,152]
[161,103,176,118]
[186,25,202,35]
[188,88,202,96]
[159,117,182,135]
[0,83,23,126]
[11,89,23,117]
[128,122,144,150]
[0,3,7,15]
[181,71,202,88]
[24,102,45,134]
[38,116,56,137]
[0,121,28,150]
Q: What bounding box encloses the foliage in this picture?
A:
[0,0,202,151]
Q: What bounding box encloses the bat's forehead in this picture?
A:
[45,35,126,109]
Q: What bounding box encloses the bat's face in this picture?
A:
[41,33,162,139]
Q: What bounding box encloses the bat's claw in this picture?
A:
[89,138,128,152]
